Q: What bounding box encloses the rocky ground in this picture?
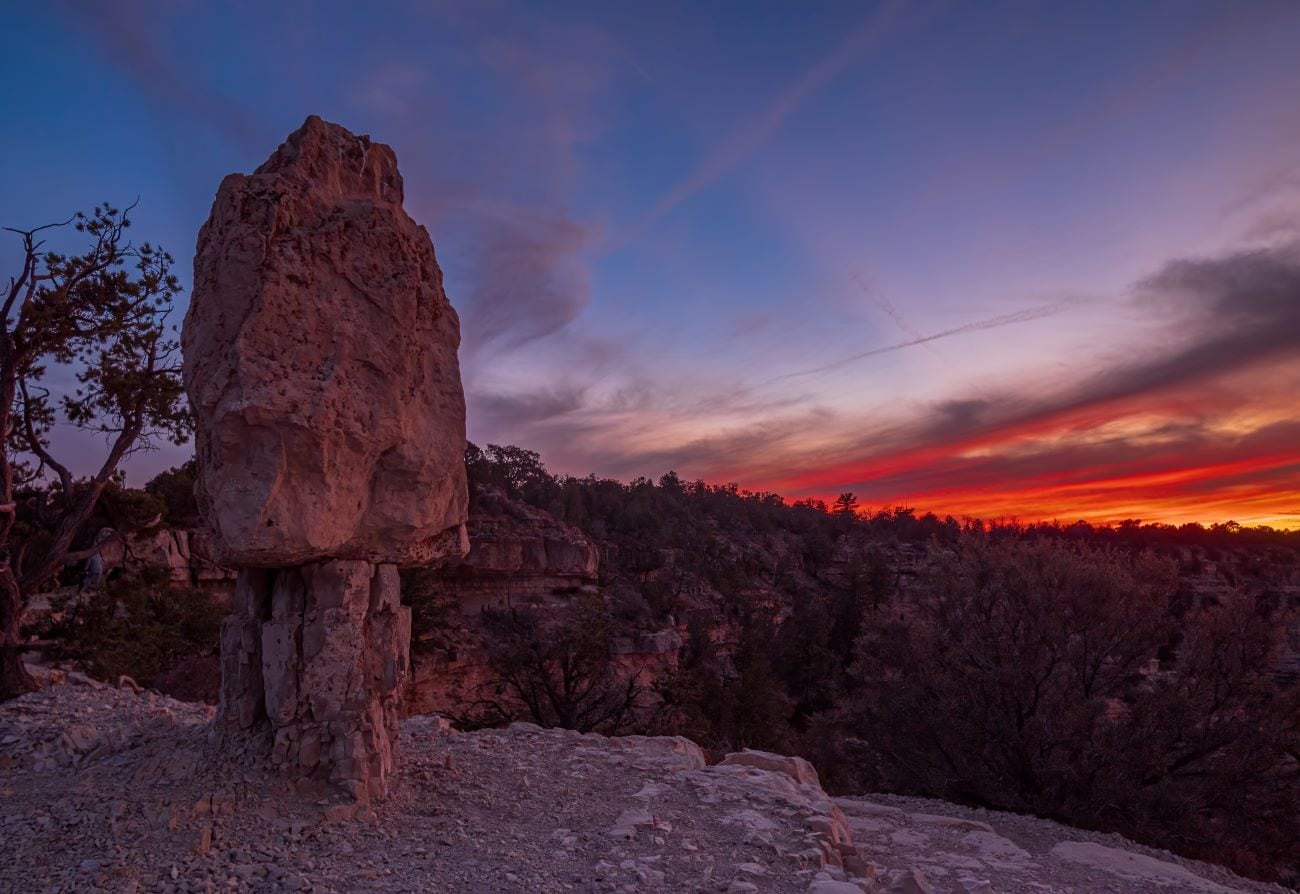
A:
[1,677,1294,894]
[835,796,1297,894]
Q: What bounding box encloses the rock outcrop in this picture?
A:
[184,114,467,568]
[435,486,600,614]
[183,115,468,802]
[217,562,412,800]
[121,529,237,589]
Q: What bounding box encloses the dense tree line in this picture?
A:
[828,541,1299,884]
[463,444,1300,885]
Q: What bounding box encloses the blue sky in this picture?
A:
[4,0,1300,524]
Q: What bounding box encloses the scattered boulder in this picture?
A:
[721,748,823,787]
[887,868,935,893]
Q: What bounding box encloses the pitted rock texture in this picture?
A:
[219,561,410,801]
[183,114,468,568]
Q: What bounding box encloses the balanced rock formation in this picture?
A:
[183,116,468,801]
[184,114,467,568]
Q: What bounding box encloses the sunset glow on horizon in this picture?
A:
[4,1,1300,529]
[793,453,1300,530]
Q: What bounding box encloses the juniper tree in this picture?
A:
[0,204,190,700]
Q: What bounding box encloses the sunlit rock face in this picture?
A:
[183,116,469,802]
[183,114,468,569]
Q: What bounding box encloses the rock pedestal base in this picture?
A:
[218,560,411,802]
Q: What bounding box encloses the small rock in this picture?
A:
[808,881,864,894]
[889,869,935,894]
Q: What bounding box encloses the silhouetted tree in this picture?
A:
[144,459,199,526]
[719,605,788,751]
[475,594,645,733]
[1,205,189,700]
[466,442,558,507]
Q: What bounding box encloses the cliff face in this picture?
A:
[430,486,600,614]
[114,529,238,591]
[403,486,656,718]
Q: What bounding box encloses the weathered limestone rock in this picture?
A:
[422,485,599,617]
[720,748,823,787]
[184,114,468,568]
[218,562,410,799]
[186,116,468,802]
[130,529,193,586]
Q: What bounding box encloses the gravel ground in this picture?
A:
[1,680,849,893]
[2,678,1292,894]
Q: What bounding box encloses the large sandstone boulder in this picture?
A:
[183,114,468,568]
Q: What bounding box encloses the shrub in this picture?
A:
[474,594,645,733]
[49,568,223,687]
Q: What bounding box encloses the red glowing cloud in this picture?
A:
[498,240,1300,530]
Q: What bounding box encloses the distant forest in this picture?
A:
[462,442,1300,549]
[451,444,1300,886]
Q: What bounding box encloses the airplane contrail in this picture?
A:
[605,0,924,252]
[854,272,945,361]
[763,299,1078,385]
[855,273,924,341]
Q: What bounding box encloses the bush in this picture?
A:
[474,594,646,733]
[49,568,223,688]
[400,566,462,654]
[144,461,200,526]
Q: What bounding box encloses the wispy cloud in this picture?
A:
[746,240,1300,522]
[480,238,1300,526]
[51,0,274,153]
[459,204,601,357]
[906,3,1275,222]
[609,0,925,249]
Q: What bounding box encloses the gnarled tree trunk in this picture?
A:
[0,569,35,700]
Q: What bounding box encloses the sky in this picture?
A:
[3,0,1300,528]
